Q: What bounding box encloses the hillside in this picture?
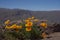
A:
[0,8,60,24]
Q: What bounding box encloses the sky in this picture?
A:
[0,0,60,11]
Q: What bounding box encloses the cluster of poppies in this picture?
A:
[4,16,47,39]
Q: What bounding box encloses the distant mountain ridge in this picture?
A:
[0,8,60,24]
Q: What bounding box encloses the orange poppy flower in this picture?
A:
[5,20,10,25]
[25,22,33,27]
[40,22,47,28]
[26,27,31,31]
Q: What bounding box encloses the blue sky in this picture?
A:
[0,0,60,11]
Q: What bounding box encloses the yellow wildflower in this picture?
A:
[40,22,47,28]
[5,20,10,25]
[31,16,34,19]
[24,19,30,23]
[27,18,32,20]
[34,19,39,22]
[26,27,31,31]
[25,22,33,27]
[17,25,22,29]
[11,24,17,29]
[5,25,11,29]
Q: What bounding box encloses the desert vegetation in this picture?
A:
[0,8,60,40]
[0,16,60,40]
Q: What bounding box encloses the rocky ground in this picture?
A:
[42,32,60,40]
